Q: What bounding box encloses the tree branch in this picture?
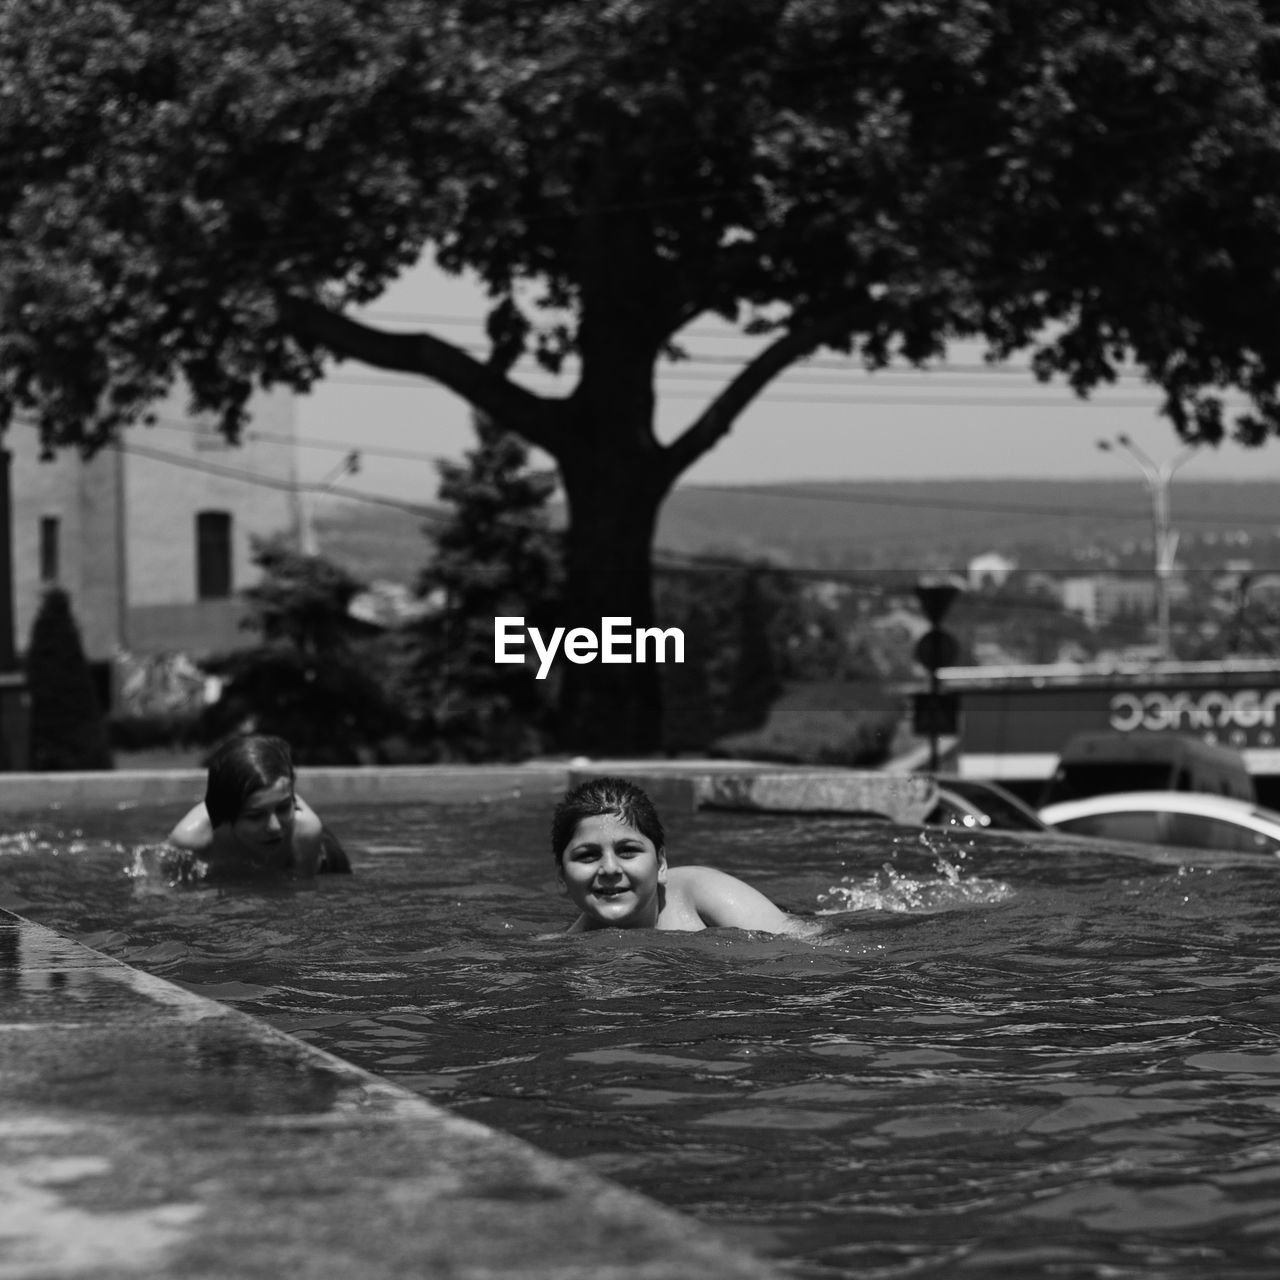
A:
[660,312,867,484]
[285,298,565,455]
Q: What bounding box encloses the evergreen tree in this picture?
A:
[26,587,113,771]
[202,536,403,764]
[407,415,562,760]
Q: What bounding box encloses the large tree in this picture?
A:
[4,0,1280,752]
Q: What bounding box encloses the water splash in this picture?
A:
[816,832,1013,914]
[123,844,208,888]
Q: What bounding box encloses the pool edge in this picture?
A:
[0,758,936,824]
[1,906,785,1279]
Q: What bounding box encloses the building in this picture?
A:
[8,384,301,678]
[967,551,1016,590]
[1059,573,1191,628]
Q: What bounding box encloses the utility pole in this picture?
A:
[913,582,962,772]
[1097,435,1199,659]
[298,450,361,555]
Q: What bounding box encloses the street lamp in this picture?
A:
[299,450,361,555]
[1096,434,1199,659]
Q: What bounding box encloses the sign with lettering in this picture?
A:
[1107,689,1280,746]
[960,681,1280,754]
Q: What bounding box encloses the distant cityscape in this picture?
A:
[313,479,1280,672]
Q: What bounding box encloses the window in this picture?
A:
[196,511,233,600]
[38,516,59,584]
[1055,811,1163,844]
[1165,812,1280,855]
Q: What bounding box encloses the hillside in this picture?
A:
[311,479,1280,585]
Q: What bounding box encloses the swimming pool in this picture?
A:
[4,795,1280,1279]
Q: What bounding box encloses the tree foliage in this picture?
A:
[406,415,562,760]
[201,535,403,763]
[5,0,1280,748]
[26,587,113,771]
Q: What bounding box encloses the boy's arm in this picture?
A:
[167,801,212,850]
[317,828,352,874]
[681,866,807,934]
[292,796,352,874]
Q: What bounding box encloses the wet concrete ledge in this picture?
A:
[0,762,575,813]
[0,909,782,1280]
[567,760,937,826]
[0,759,936,825]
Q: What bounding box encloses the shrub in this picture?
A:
[26,587,113,771]
[200,537,406,765]
[713,680,902,768]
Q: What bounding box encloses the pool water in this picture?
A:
[4,798,1280,1279]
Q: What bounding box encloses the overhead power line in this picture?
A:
[135,416,1280,530]
[111,438,1280,587]
[325,368,1181,410]
[684,481,1280,529]
[114,439,446,523]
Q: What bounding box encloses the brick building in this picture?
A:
[8,384,301,679]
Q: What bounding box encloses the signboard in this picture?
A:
[1105,688,1280,745]
[913,691,959,736]
[962,683,1280,754]
[946,668,1280,782]
[914,628,961,672]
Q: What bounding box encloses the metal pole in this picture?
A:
[928,669,940,772]
[1097,436,1198,658]
[0,446,14,671]
[301,450,361,555]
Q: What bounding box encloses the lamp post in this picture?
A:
[1096,434,1199,659]
[298,450,361,555]
[913,582,962,772]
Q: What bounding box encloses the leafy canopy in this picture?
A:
[2,0,1280,461]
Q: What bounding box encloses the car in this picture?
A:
[925,776,1050,832]
[1038,730,1254,807]
[1038,790,1280,856]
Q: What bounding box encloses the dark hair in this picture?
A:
[204,734,296,828]
[550,776,665,864]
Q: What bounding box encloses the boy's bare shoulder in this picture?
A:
[167,801,212,851]
[667,865,812,935]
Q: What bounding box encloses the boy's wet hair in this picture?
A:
[550,776,665,863]
[204,734,295,828]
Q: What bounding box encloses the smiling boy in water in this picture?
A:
[554,776,810,934]
[168,734,350,879]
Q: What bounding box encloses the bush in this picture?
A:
[26,587,113,771]
[712,681,902,768]
[108,710,204,752]
[200,537,406,765]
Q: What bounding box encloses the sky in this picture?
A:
[285,255,1280,512]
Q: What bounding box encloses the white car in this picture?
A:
[1039,791,1280,856]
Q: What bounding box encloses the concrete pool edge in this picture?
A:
[1,907,785,1280]
[0,757,938,824]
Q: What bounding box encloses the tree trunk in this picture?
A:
[555,439,667,756]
